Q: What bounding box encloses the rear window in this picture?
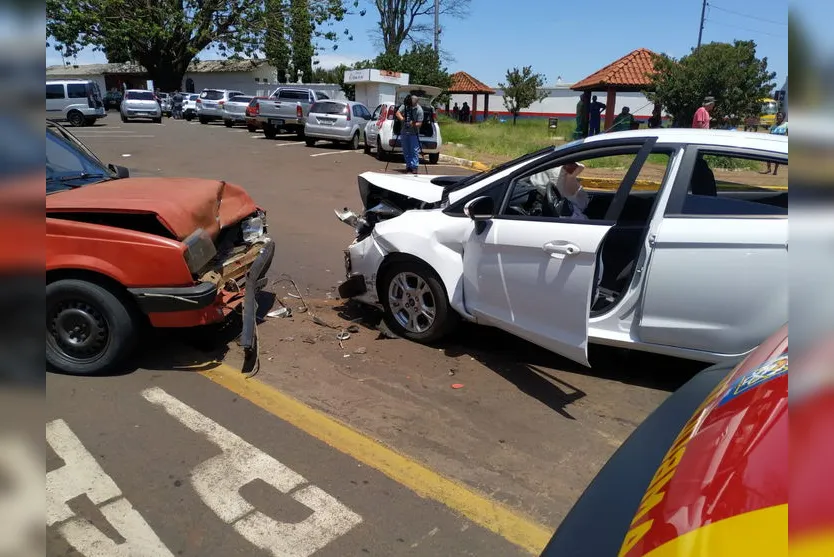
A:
[315,91,330,100]
[66,83,88,99]
[188,94,198,100]
[200,90,224,100]
[248,97,263,107]
[46,84,65,99]
[277,89,310,101]
[126,91,155,100]
[310,102,347,115]
[231,96,253,104]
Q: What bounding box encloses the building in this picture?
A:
[45,59,344,98]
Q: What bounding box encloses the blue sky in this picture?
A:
[46,0,788,87]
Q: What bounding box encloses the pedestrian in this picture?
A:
[452,103,459,121]
[692,96,715,129]
[172,89,184,119]
[647,105,663,129]
[610,106,635,132]
[575,95,586,137]
[764,112,787,175]
[588,95,607,136]
[396,94,424,174]
[460,101,470,123]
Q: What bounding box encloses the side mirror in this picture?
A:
[463,196,495,221]
[108,163,130,178]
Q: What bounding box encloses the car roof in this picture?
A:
[582,128,788,153]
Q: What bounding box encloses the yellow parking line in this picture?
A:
[200,363,553,555]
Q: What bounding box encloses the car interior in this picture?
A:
[391,102,436,138]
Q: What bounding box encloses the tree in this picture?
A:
[371,0,469,56]
[46,0,354,91]
[499,66,548,125]
[290,0,315,82]
[265,0,292,81]
[647,40,776,128]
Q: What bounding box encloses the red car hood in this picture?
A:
[46,177,257,241]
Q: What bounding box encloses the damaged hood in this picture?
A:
[46,177,257,240]
[358,171,447,208]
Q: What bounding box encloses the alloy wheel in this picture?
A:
[387,272,436,334]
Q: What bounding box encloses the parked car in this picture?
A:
[335,128,788,367]
[196,89,244,124]
[365,85,442,164]
[304,100,373,149]
[157,92,173,116]
[182,93,200,121]
[245,96,269,132]
[103,90,123,111]
[46,119,274,375]
[120,89,162,123]
[254,87,332,139]
[46,79,107,127]
[541,325,788,557]
[222,95,254,127]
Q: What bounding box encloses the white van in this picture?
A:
[46,80,107,127]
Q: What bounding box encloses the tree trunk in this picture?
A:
[513,112,518,125]
[140,56,191,91]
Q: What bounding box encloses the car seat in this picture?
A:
[690,157,717,196]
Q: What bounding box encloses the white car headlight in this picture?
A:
[241,214,266,243]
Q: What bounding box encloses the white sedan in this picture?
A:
[364,85,443,164]
[335,129,788,367]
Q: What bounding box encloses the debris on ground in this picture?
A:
[449,368,456,376]
[313,315,341,330]
[267,307,291,318]
[354,347,367,355]
[451,383,465,389]
[376,320,400,340]
[302,336,317,345]
[346,325,360,334]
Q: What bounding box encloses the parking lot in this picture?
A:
[50,115,711,555]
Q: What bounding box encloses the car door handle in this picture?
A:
[542,241,580,257]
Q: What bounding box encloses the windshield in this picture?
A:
[200,90,224,101]
[761,101,778,115]
[230,96,253,104]
[46,124,113,193]
[125,91,155,101]
[311,101,347,114]
[448,145,558,191]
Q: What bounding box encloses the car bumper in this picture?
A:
[305,124,357,141]
[385,137,440,153]
[124,109,161,118]
[198,108,223,118]
[339,233,386,306]
[137,237,276,328]
[258,117,304,127]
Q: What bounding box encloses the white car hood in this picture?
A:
[358,171,445,205]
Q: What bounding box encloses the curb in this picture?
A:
[438,154,491,172]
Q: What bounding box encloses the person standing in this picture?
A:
[396,94,424,174]
[172,89,184,119]
[588,95,607,136]
[692,96,715,129]
[574,95,586,137]
[460,101,470,123]
[610,107,635,132]
[647,105,663,128]
[451,103,459,121]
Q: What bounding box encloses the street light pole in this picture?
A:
[434,0,440,52]
[697,0,707,49]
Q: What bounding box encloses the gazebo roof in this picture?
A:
[449,71,494,94]
[571,48,658,91]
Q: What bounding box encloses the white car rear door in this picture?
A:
[461,139,659,366]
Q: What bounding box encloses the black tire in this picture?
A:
[363,140,372,155]
[296,127,305,139]
[247,125,257,133]
[67,110,85,127]
[263,125,277,139]
[199,115,209,124]
[376,137,387,161]
[121,114,128,123]
[348,132,360,150]
[428,152,440,164]
[85,117,97,126]
[224,119,234,128]
[378,261,458,343]
[185,113,193,121]
[46,279,138,375]
[305,138,316,147]
[153,117,162,124]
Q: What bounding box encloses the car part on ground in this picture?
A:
[336,129,788,367]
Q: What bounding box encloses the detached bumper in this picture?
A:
[129,282,218,313]
[340,234,386,305]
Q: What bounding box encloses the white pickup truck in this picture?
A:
[254,87,333,139]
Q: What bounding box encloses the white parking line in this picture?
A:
[47,419,174,556]
[142,387,363,557]
[74,135,156,139]
[310,150,357,157]
[275,142,305,147]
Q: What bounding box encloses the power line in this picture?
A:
[708,3,787,26]
[704,18,788,39]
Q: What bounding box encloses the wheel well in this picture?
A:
[46,269,143,317]
[376,253,447,301]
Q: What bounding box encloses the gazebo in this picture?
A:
[571,48,658,136]
[447,71,495,122]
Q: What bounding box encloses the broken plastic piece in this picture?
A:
[451,383,464,389]
[336,331,351,341]
[267,307,291,318]
[347,325,360,334]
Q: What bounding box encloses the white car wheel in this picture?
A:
[380,261,457,342]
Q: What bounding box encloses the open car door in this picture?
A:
[461,139,658,366]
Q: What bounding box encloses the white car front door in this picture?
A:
[462,219,612,366]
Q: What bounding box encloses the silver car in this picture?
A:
[223,95,254,127]
[304,100,373,150]
[196,89,244,124]
[120,89,162,123]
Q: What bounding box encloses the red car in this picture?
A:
[245,96,270,133]
[46,120,274,374]
[542,325,789,556]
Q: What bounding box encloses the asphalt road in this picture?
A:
[46,368,528,557]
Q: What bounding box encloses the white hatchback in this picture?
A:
[364,85,442,164]
[336,129,788,367]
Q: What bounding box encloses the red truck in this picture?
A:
[46,120,274,374]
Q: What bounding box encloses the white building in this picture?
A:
[45,59,344,98]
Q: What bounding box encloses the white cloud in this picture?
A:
[314,53,364,69]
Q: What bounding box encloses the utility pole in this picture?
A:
[433,0,440,52]
[697,0,707,49]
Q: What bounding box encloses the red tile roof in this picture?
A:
[572,48,659,90]
[449,71,495,94]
